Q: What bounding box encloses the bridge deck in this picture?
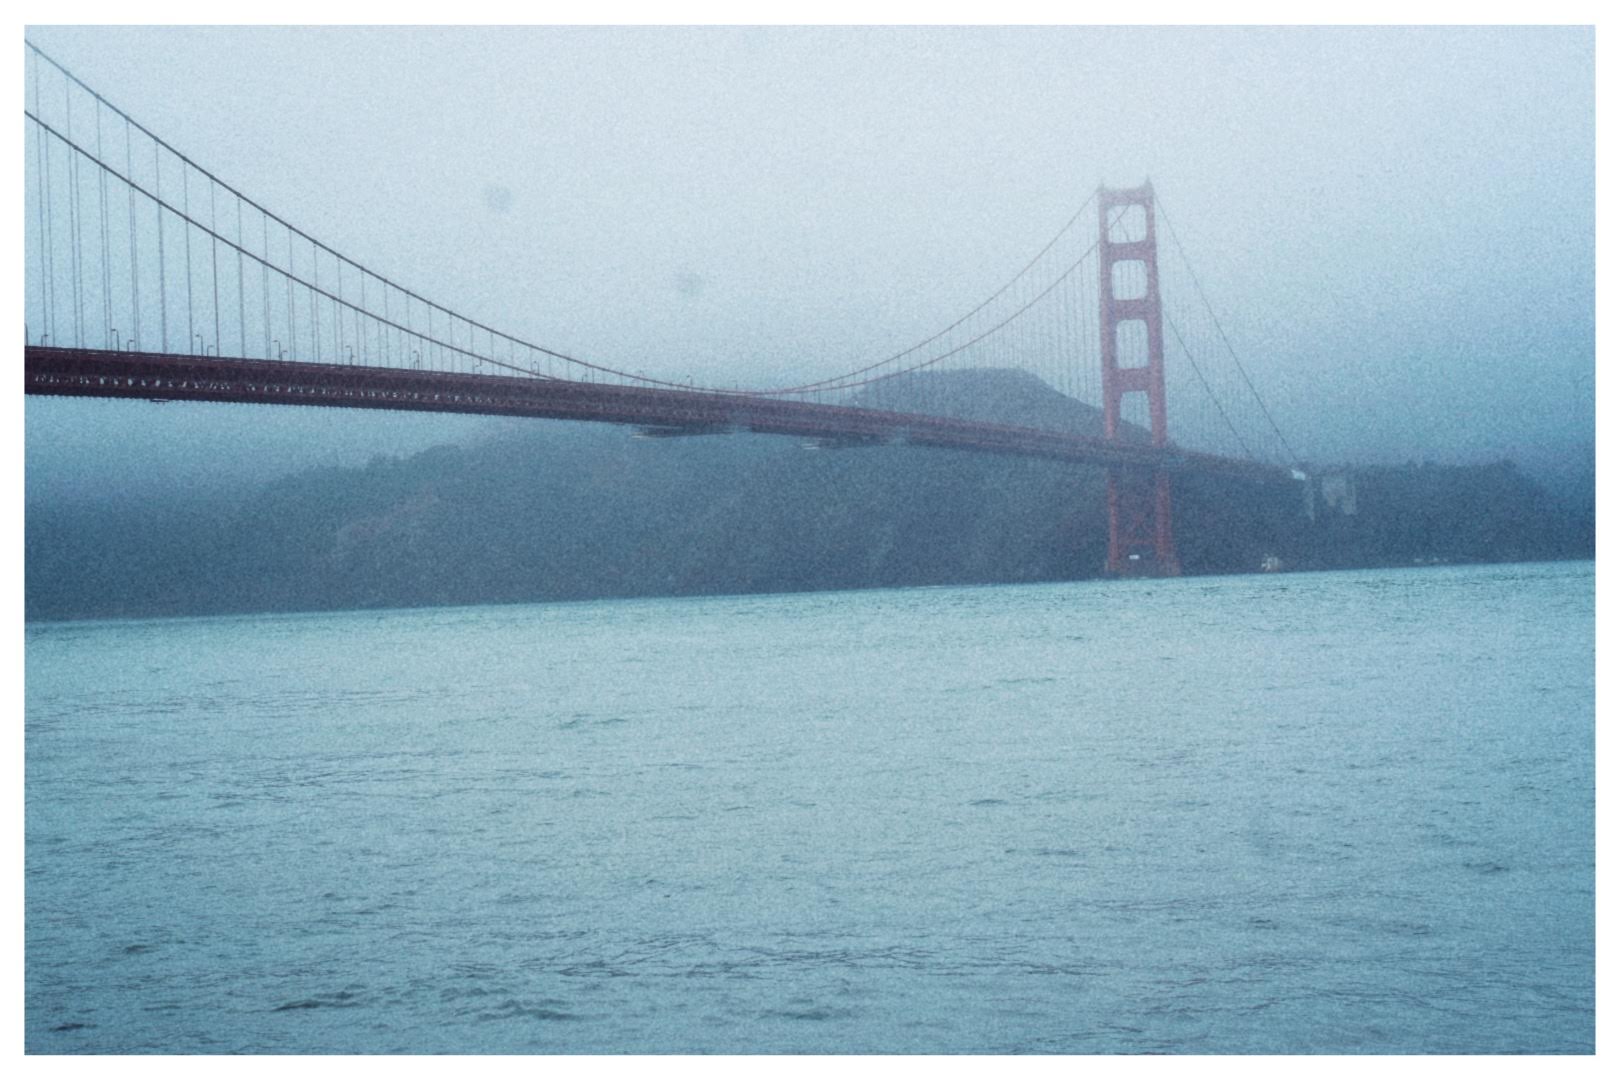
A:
[25,346,1287,481]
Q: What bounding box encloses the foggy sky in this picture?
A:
[22,25,1595,503]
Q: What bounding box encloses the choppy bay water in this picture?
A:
[25,562,1594,1054]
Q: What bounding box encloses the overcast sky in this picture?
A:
[23,25,1594,501]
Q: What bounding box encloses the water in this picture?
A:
[25,562,1594,1054]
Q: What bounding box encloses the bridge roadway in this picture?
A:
[25,346,1286,482]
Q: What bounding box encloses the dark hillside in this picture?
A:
[24,371,1591,621]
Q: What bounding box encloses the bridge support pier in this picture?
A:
[1098,181,1180,577]
[1106,464,1181,577]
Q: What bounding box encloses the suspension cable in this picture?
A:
[770,190,1100,393]
[1157,193,1301,466]
[24,40,1108,400]
[1164,311,1251,460]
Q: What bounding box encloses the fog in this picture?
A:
[23,25,1594,504]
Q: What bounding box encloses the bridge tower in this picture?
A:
[1098,181,1180,576]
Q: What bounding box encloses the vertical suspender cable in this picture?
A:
[126,118,140,350]
[183,163,193,352]
[284,227,294,358]
[261,212,271,359]
[96,100,111,348]
[32,59,53,343]
[237,197,246,358]
[210,180,220,353]
[311,237,320,362]
[154,141,166,351]
[66,79,83,346]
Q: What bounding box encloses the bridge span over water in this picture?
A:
[24,41,1301,576]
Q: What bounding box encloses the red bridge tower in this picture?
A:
[1098,181,1181,576]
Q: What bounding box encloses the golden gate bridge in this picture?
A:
[23,41,1302,577]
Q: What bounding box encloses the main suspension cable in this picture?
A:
[25,40,1113,401]
[1157,193,1301,466]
